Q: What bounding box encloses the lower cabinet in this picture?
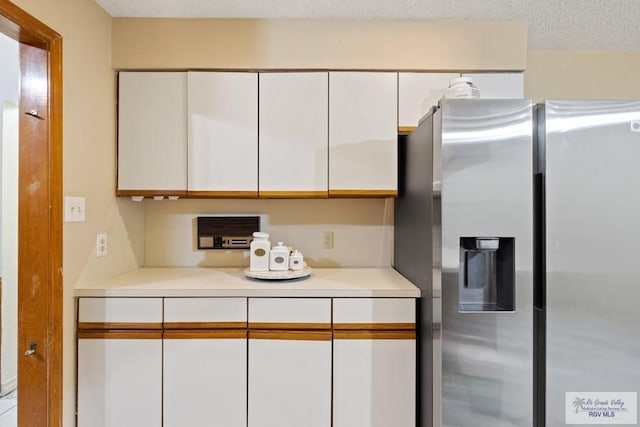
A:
[248,330,332,427]
[333,330,416,427]
[77,331,163,427]
[163,330,248,427]
[76,296,415,427]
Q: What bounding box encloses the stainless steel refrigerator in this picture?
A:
[395,99,640,427]
[539,100,640,426]
[395,98,535,427]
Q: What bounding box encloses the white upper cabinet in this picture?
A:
[187,72,258,196]
[329,72,398,197]
[259,72,329,197]
[398,72,459,128]
[462,72,524,99]
[117,72,187,195]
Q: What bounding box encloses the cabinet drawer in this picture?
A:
[333,298,415,330]
[78,298,163,329]
[164,298,247,329]
[248,298,331,329]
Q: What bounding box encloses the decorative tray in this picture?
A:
[243,267,312,280]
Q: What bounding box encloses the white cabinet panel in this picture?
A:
[462,72,524,99]
[248,298,331,325]
[329,72,398,195]
[187,72,258,194]
[259,72,328,195]
[118,72,187,193]
[77,336,162,427]
[163,335,247,427]
[249,336,331,427]
[163,297,247,323]
[399,72,459,127]
[78,297,162,324]
[333,298,416,324]
[333,336,416,427]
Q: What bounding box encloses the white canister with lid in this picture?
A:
[269,242,290,271]
[250,232,270,271]
[444,77,480,99]
[289,250,304,271]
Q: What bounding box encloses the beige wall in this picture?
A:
[8,1,140,426]
[144,198,393,268]
[525,49,640,101]
[112,18,527,71]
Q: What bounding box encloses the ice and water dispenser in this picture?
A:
[459,237,515,312]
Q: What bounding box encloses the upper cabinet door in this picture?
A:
[187,72,258,197]
[259,72,329,198]
[398,72,459,128]
[462,72,524,99]
[117,72,187,196]
[329,72,398,197]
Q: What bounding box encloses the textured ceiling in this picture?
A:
[94,0,640,51]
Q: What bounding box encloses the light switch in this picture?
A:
[65,196,85,222]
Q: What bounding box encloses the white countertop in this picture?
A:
[74,267,421,298]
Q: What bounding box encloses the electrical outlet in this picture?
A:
[323,231,334,249]
[64,196,85,222]
[96,233,107,257]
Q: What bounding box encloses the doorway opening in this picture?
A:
[0,1,63,426]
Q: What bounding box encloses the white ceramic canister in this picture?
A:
[269,242,290,271]
[444,77,480,99]
[249,232,270,271]
[289,250,304,271]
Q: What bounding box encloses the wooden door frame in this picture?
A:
[0,1,62,426]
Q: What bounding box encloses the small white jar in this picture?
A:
[249,232,270,272]
[289,250,304,271]
[269,242,290,271]
[444,77,480,99]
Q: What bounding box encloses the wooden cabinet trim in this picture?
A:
[333,323,415,331]
[78,322,163,331]
[258,191,328,199]
[398,126,416,135]
[249,330,332,341]
[78,330,163,340]
[164,330,248,339]
[328,189,398,198]
[116,190,187,197]
[248,322,331,330]
[187,190,258,198]
[163,321,247,330]
[333,330,416,340]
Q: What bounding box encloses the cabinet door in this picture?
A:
[249,331,332,427]
[78,297,163,329]
[259,72,329,198]
[398,72,459,128]
[77,332,162,427]
[248,297,331,329]
[187,71,258,196]
[163,331,247,427]
[164,297,247,328]
[461,72,524,99]
[329,72,398,197]
[333,332,416,427]
[117,72,187,196]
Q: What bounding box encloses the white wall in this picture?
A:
[0,32,19,395]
